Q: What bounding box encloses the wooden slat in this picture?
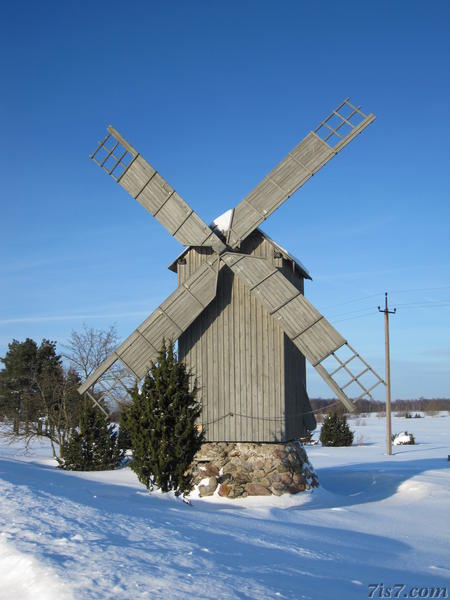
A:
[119,155,156,197]
[227,102,375,249]
[221,252,383,411]
[222,253,345,364]
[78,353,119,394]
[92,126,226,254]
[226,133,334,247]
[77,261,219,394]
[175,212,216,248]
[177,232,290,441]
[315,364,355,412]
[139,311,178,349]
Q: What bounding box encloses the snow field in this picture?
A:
[0,413,448,599]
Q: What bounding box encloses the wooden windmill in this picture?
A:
[78,98,384,442]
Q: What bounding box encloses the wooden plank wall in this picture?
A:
[284,337,317,438]
[178,231,310,442]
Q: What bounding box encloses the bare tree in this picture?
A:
[62,324,133,410]
[62,324,118,381]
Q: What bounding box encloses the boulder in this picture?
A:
[204,463,220,477]
[190,440,318,499]
[245,483,271,496]
[218,483,231,497]
[198,477,218,497]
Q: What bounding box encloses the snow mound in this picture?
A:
[0,536,72,600]
[393,431,415,445]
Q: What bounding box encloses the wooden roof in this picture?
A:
[168,228,312,280]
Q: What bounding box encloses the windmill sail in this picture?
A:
[222,253,384,411]
[226,98,375,249]
[90,126,226,254]
[82,99,380,424]
[78,259,219,395]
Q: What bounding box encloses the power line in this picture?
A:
[329,306,384,319]
[331,301,450,324]
[319,285,450,312]
[395,301,450,308]
[333,311,376,323]
[391,285,450,294]
[320,293,381,311]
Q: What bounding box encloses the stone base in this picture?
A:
[190,441,319,499]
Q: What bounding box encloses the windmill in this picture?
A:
[78,98,384,442]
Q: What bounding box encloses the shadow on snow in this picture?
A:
[0,455,448,598]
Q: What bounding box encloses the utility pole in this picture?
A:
[378,292,396,456]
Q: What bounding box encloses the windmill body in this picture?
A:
[172,223,316,442]
[79,98,385,441]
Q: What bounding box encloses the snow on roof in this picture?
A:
[210,209,233,234]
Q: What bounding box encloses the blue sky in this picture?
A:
[1,0,449,400]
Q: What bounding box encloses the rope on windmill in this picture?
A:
[202,399,344,426]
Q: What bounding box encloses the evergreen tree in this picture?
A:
[126,340,204,496]
[117,406,132,451]
[320,412,354,446]
[60,400,124,471]
[0,338,64,434]
[0,338,38,432]
[0,338,84,456]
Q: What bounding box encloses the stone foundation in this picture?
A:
[190,441,318,498]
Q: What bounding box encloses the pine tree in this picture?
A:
[0,338,66,436]
[117,407,132,451]
[320,412,354,447]
[126,340,204,496]
[59,400,124,470]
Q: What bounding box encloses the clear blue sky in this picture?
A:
[1,0,449,400]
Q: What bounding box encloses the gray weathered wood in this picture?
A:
[226,109,375,248]
[92,127,226,254]
[178,231,311,442]
[78,260,219,394]
[222,252,346,364]
[221,252,384,413]
[82,99,380,434]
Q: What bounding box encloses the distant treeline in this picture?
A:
[310,397,450,414]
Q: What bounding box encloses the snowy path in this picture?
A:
[0,415,449,599]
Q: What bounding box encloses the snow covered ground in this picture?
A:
[0,414,448,600]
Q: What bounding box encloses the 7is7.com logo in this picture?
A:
[368,583,448,599]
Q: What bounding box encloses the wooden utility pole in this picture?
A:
[378,292,396,455]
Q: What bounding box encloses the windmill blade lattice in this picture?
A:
[226,99,375,248]
[91,126,226,254]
